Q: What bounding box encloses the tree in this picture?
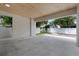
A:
[44,24,50,32]
[52,16,76,28]
[36,21,49,33]
[1,16,12,27]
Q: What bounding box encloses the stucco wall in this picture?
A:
[0,27,12,38]
[0,11,31,38]
[48,28,76,34]
[36,28,40,34]
[36,28,76,35]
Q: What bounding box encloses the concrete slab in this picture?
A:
[0,36,78,56]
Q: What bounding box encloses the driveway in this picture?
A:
[0,36,78,56]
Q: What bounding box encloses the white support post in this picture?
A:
[77,4,79,46]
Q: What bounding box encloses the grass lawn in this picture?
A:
[36,32,51,35]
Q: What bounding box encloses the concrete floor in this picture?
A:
[0,36,79,56]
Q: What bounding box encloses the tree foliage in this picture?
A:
[36,21,48,28]
[1,16,12,27]
[52,16,76,28]
[36,21,49,32]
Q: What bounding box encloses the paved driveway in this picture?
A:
[0,36,78,56]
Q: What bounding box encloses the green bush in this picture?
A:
[1,16,12,27]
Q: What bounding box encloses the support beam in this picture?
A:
[77,4,79,46]
[35,7,76,22]
[29,18,32,36]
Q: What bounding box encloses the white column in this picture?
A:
[30,18,36,36]
[77,4,79,46]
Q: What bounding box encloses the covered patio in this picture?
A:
[0,3,79,56]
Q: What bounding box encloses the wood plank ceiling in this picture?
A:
[0,3,77,18]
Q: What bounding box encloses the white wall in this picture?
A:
[0,11,31,38]
[13,16,30,37]
[36,28,40,34]
[0,27,12,38]
[48,28,76,34]
[36,28,76,35]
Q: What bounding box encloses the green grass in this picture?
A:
[36,32,51,35]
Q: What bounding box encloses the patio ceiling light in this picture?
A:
[5,4,10,7]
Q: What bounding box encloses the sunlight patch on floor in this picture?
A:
[44,34,76,42]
